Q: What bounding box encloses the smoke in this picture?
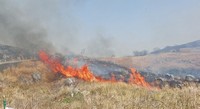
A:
[0,0,54,52]
[0,0,115,57]
[85,33,115,57]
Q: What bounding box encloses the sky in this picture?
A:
[1,0,200,56]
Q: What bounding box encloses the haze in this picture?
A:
[0,0,200,57]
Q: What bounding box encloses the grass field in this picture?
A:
[0,61,200,109]
[102,52,200,74]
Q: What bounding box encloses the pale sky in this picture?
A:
[3,0,200,56]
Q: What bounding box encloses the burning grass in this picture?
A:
[0,61,200,109]
[38,51,150,87]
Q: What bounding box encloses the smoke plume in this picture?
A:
[0,0,54,52]
[86,34,115,57]
[0,1,119,57]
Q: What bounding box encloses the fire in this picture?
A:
[38,51,150,87]
[129,68,150,87]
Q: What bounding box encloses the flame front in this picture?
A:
[39,51,150,87]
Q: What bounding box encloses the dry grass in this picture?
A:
[0,61,200,109]
[102,52,200,73]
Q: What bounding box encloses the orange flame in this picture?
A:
[38,51,150,87]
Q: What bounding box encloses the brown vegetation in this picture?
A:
[102,51,200,73]
[0,61,200,109]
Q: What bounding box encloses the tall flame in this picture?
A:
[38,51,150,87]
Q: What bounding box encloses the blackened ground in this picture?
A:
[62,55,132,82]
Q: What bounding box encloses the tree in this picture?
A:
[133,50,148,56]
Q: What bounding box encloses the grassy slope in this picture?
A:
[0,61,200,109]
[102,51,200,74]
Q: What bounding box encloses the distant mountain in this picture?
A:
[151,40,200,54]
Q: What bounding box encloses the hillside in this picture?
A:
[0,42,200,108]
[102,40,200,78]
[104,52,200,77]
[151,40,200,54]
[0,61,200,109]
[0,44,33,61]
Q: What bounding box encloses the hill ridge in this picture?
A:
[151,40,200,54]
